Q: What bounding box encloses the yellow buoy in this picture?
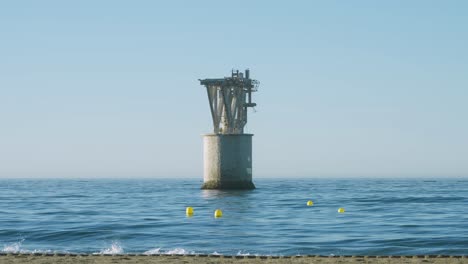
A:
[306,200,314,206]
[338,207,345,213]
[186,207,194,216]
[214,209,223,218]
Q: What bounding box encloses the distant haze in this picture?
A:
[0,1,467,178]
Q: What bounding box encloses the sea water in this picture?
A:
[0,178,467,255]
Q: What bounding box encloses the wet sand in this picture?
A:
[0,254,467,264]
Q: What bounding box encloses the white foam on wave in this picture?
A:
[143,248,161,254]
[1,239,55,254]
[2,240,259,256]
[27,249,54,254]
[2,240,23,253]
[143,248,258,256]
[143,248,195,255]
[166,248,193,255]
[98,241,124,254]
[1,239,32,253]
[237,250,259,256]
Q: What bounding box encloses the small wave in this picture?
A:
[143,248,161,254]
[1,239,54,254]
[2,240,23,253]
[166,248,193,255]
[98,242,123,254]
[144,248,195,255]
[237,250,259,256]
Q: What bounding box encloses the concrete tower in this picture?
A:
[199,69,259,190]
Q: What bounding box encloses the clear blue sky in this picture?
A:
[1,1,467,178]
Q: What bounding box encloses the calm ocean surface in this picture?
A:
[0,178,467,255]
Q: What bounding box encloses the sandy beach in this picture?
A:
[0,254,466,264]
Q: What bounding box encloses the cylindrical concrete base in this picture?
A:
[202,134,255,190]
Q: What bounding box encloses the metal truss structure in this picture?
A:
[200,69,259,134]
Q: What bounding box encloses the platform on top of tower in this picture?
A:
[199,69,259,90]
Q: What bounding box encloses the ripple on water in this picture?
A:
[0,178,467,255]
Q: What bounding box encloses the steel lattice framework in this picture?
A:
[200,69,259,134]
